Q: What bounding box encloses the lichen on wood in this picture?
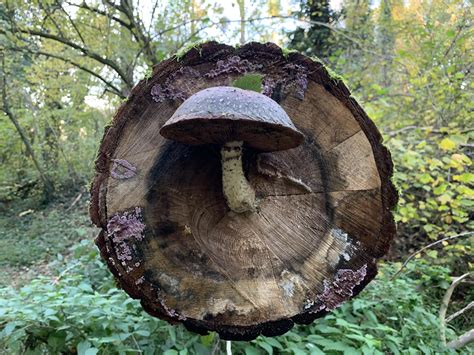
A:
[316,265,368,312]
[205,55,263,78]
[111,159,137,179]
[107,207,145,263]
[263,63,308,100]
[150,66,201,103]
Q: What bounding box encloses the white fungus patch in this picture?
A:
[280,280,295,297]
[304,299,315,310]
[158,273,180,293]
[279,270,305,298]
[331,228,359,262]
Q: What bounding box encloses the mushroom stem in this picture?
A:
[221,141,256,213]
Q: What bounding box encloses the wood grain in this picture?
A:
[90,42,397,340]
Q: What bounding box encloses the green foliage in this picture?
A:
[288,0,342,59]
[281,48,299,59]
[175,40,206,61]
[232,74,264,92]
[1,240,470,354]
[390,129,473,243]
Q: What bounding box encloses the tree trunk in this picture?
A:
[1,66,54,201]
[90,42,397,340]
[237,0,246,45]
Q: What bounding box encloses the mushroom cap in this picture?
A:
[159,86,304,152]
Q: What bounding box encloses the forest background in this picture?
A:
[0,0,472,354]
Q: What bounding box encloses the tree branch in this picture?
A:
[64,1,132,29]
[439,273,472,346]
[5,46,125,98]
[65,0,156,65]
[117,0,157,65]
[447,329,474,349]
[1,27,133,88]
[391,232,474,280]
[57,1,87,46]
[446,301,474,323]
[208,15,391,60]
[146,0,160,37]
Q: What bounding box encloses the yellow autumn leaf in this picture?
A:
[438,194,452,204]
[439,138,456,151]
[451,153,464,162]
[452,153,472,165]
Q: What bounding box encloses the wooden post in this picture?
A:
[90,42,397,341]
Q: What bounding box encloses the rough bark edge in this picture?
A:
[89,41,398,341]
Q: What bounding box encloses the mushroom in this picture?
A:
[159,86,304,213]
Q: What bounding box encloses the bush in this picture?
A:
[385,127,473,293]
[1,240,471,354]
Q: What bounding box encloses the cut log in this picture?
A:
[90,42,397,341]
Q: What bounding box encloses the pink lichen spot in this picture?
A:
[205,56,262,78]
[151,84,187,103]
[107,207,146,262]
[161,302,187,321]
[317,264,367,312]
[151,66,200,102]
[111,159,137,179]
[263,63,308,100]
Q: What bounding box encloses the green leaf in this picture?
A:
[323,341,359,352]
[291,349,308,355]
[244,346,261,355]
[262,337,283,349]
[446,29,456,37]
[77,341,92,355]
[168,327,177,343]
[386,341,401,355]
[419,173,433,184]
[199,333,214,347]
[2,322,17,336]
[232,74,263,93]
[317,325,342,334]
[135,330,151,337]
[453,173,474,183]
[257,341,273,354]
[309,346,325,355]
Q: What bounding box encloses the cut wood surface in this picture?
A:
[90,42,397,340]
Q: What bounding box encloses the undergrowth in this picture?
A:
[0,195,95,286]
[0,239,471,354]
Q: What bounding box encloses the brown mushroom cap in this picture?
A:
[159,86,304,151]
